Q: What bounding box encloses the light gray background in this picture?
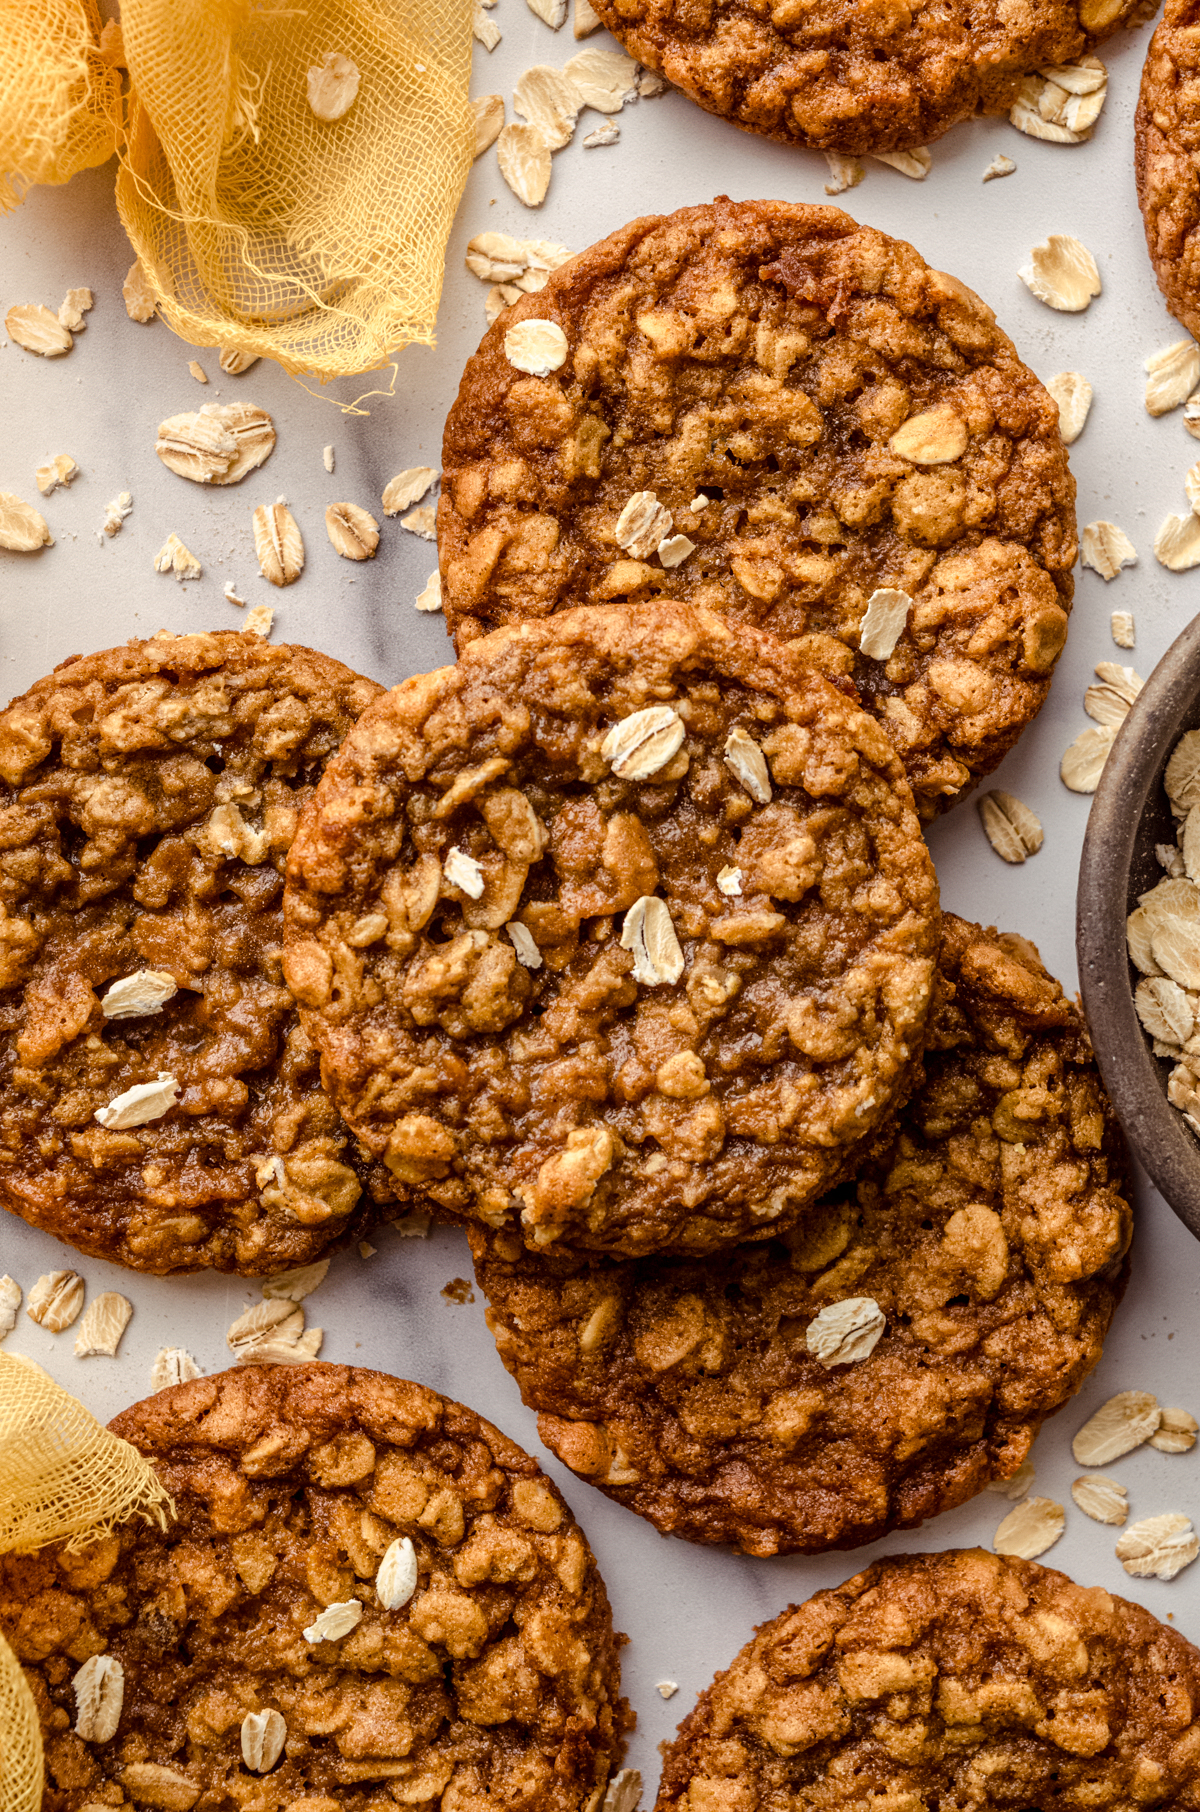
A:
[2,9,1200,1790]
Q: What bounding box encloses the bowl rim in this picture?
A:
[1077,607,1200,1242]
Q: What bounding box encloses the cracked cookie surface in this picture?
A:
[0,1364,629,1812]
[584,1,1150,153]
[1137,1,1200,340]
[655,1550,1200,1812]
[472,917,1131,1554]
[0,633,389,1274]
[440,201,1076,820]
[284,603,939,1257]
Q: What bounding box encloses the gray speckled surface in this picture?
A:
[2,7,1200,1790]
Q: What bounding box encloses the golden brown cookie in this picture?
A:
[1137,1,1200,338]
[472,917,1131,1555]
[588,2,1152,153]
[655,1550,1200,1811]
[0,632,390,1275]
[1,1364,630,1812]
[439,201,1077,820]
[284,602,940,1258]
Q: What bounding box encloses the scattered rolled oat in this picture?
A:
[982,152,1017,181]
[219,348,259,374]
[0,493,52,551]
[657,1681,679,1699]
[96,1072,180,1129]
[151,1347,201,1390]
[601,705,685,780]
[0,1276,20,1338]
[58,288,93,332]
[326,501,380,560]
[262,1260,330,1303]
[303,1599,363,1643]
[322,444,335,473]
[243,603,273,638]
[620,895,684,986]
[188,360,208,384]
[1045,370,1092,443]
[376,1536,419,1610]
[497,122,553,207]
[358,1239,376,1257]
[638,70,665,96]
[415,571,442,613]
[870,147,931,178]
[615,490,672,558]
[506,921,543,969]
[122,260,157,322]
[382,466,436,514]
[986,1459,1036,1501]
[1116,1513,1200,1580]
[978,790,1043,864]
[1112,610,1135,648]
[26,1271,85,1332]
[824,151,864,194]
[993,1496,1065,1560]
[583,122,620,147]
[74,1291,132,1357]
[1156,511,1200,571]
[156,404,275,484]
[564,48,639,111]
[35,453,78,495]
[153,533,202,581]
[575,0,601,31]
[723,726,772,804]
[73,1654,124,1743]
[527,0,567,23]
[602,1772,642,1812]
[514,65,581,148]
[227,1299,322,1365]
[241,1708,287,1772]
[1061,725,1117,793]
[400,505,436,540]
[6,303,72,356]
[1073,1389,1161,1465]
[1019,235,1101,312]
[100,491,132,537]
[102,970,178,1018]
[1146,338,1200,415]
[1086,661,1142,724]
[1150,1407,1199,1453]
[858,587,912,659]
[504,317,568,376]
[1071,1474,1128,1525]
[253,502,304,585]
[473,6,502,49]
[806,1298,886,1367]
[307,51,360,121]
[1010,57,1107,141]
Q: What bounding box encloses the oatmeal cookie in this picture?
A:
[586,1,1150,154]
[656,1549,1200,1812]
[439,201,1076,820]
[0,1364,630,1812]
[0,631,391,1275]
[472,916,1131,1555]
[1137,1,1200,340]
[284,602,940,1258]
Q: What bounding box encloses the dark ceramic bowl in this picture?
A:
[1078,608,1200,1242]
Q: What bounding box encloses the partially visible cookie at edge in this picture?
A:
[439,200,1076,821]
[0,1363,630,1812]
[1137,0,1200,340]
[586,1,1152,154]
[472,916,1132,1555]
[284,601,940,1258]
[0,631,391,1274]
[655,1550,1200,1812]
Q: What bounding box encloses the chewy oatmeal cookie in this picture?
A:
[284,603,940,1258]
[472,916,1131,1555]
[0,1364,630,1812]
[0,632,390,1275]
[439,201,1076,821]
[1137,1,1200,340]
[656,1549,1200,1812]
[586,1,1149,154]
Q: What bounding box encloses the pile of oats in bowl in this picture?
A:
[1128,725,1200,1129]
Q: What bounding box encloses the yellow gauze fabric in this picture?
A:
[0,1353,173,1812]
[115,0,474,379]
[0,0,120,213]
